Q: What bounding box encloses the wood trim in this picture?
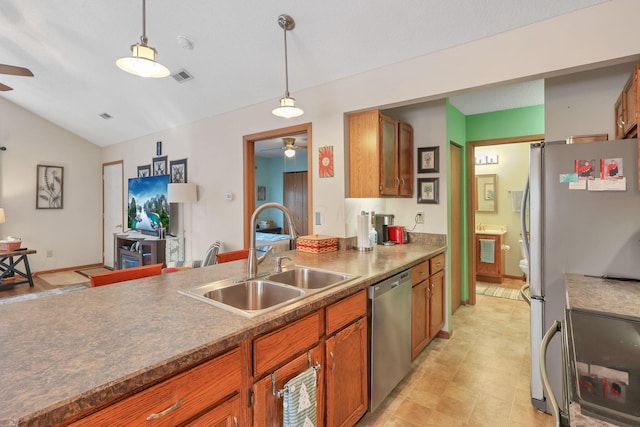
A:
[466,133,544,306]
[33,263,104,276]
[243,123,313,248]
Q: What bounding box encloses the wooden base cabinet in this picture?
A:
[325,291,368,427]
[411,253,446,360]
[475,233,504,283]
[184,395,240,427]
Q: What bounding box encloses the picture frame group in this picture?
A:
[416,146,440,204]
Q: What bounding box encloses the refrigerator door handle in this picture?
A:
[540,320,565,427]
[520,176,530,259]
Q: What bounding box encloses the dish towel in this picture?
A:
[480,239,495,264]
[283,366,317,427]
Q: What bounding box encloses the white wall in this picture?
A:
[0,97,102,272]
[101,0,640,259]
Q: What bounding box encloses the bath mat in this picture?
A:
[476,284,525,301]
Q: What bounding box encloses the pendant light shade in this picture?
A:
[116,0,169,78]
[272,14,303,118]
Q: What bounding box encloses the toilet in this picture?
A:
[518,240,529,282]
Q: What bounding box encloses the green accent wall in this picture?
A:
[466,105,544,141]
[445,102,544,304]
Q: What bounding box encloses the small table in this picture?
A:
[0,249,36,289]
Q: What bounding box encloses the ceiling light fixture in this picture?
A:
[116,0,170,78]
[272,14,303,118]
[284,147,296,158]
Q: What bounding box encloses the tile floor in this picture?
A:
[357,291,555,427]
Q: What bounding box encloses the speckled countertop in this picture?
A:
[565,274,640,427]
[0,242,445,427]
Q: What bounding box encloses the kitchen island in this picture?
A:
[565,274,640,427]
[0,242,446,426]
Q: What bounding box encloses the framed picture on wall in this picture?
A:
[417,177,439,204]
[152,156,168,176]
[137,165,151,177]
[417,146,439,173]
[257,185,266,201]
[169,158,187,183]
[36,165,64,209]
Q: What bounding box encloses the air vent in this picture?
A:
[172,69,194,83]
[99,113,113,120]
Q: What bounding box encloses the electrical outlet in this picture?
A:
[416,211,424,224]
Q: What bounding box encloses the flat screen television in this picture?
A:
[127,175,170,235]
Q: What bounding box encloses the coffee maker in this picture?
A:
[374,214,394,244]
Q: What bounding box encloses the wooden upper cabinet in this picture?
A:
[614,62,640,139]
[348,109,413,198]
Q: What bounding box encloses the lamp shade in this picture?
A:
[0,208,4,223]
[168,183,197,203]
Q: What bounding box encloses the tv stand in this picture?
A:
[114,234,166,270]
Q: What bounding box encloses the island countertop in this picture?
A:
[565,273,640,427]
[0,243,445,427]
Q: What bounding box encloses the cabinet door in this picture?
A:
[253,345,324,427]
[411,280,429,360]
[615,91,625,139]
[476,234,501,278]
[184,395,240,427]
[429,270,445,339]
[325,318,368,427]
[623,69,637,137]
[348,110,381,197]
[398,122,414,197]
[379,114,399,196]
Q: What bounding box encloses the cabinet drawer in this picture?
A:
[430,253,445,275]
[253,311,323,378]
[411,260,429,286]
[325,290,367,335]
[69,348,241,426]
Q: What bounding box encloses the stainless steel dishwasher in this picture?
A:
[368,269,412,413]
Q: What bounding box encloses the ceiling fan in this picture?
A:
[261,137,308,158]
[0,64,34,91]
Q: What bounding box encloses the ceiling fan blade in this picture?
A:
[0,82,13,91]
[0,64,34,77]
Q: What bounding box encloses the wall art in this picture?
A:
[152,156,168,176]
[417,146,439,173]
[169,158,187,183]
[137,164,151,177]
[36,164,63,209]
[417,177,439,204]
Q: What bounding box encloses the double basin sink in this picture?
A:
[179,266,357,317]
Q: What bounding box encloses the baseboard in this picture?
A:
[504,274,526,281]
[34,263,104,276]
[436,330,451,339]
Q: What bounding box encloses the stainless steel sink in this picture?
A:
[179,278,305,317]
[266,266,356,290]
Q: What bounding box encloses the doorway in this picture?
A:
[466,134,543,303]
[243,123,313,247]
[102,161,124,268]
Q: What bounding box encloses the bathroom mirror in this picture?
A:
[475,174,497,212]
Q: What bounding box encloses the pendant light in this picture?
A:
[283,137,297,157]
[272,14,304,118]
[116,0,170,78]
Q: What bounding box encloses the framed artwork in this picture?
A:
[417,146,439,173]
[152,156,168,176]
[169,158,187,183]
[156,140,162,156]
[257,185,266,201]
[137,165,151,177]
[417,177,439,204]
[36,165,64,209]
[319,146,334,178]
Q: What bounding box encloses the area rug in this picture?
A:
[0,284,87,305]
[38,271,89,286]
[476,284,525,301]
[75,267,112,278]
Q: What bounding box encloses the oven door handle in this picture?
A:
[540,320,563,427]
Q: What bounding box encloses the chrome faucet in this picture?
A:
[248,202,299,278]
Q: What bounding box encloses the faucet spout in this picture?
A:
[248,202,299,278]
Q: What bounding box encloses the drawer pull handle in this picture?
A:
[146,398,184,421]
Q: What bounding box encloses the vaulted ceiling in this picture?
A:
[0,0,604,146]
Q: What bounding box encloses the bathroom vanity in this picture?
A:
[475,226,507,284]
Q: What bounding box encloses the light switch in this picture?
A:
[315,211,322,225]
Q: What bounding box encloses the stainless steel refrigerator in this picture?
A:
[521,138,640,414]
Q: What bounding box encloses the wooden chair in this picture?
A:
[216,249,250,264]
[90,264,163,287]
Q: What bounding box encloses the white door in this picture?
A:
[103,161,123,268]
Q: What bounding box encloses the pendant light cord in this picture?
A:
[282,18,290,98]
[140,0,148,46]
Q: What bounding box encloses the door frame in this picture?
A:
[466,134,543,305]
[243,123,313,248]
[102,160,124,267]
[449,141,463,313]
